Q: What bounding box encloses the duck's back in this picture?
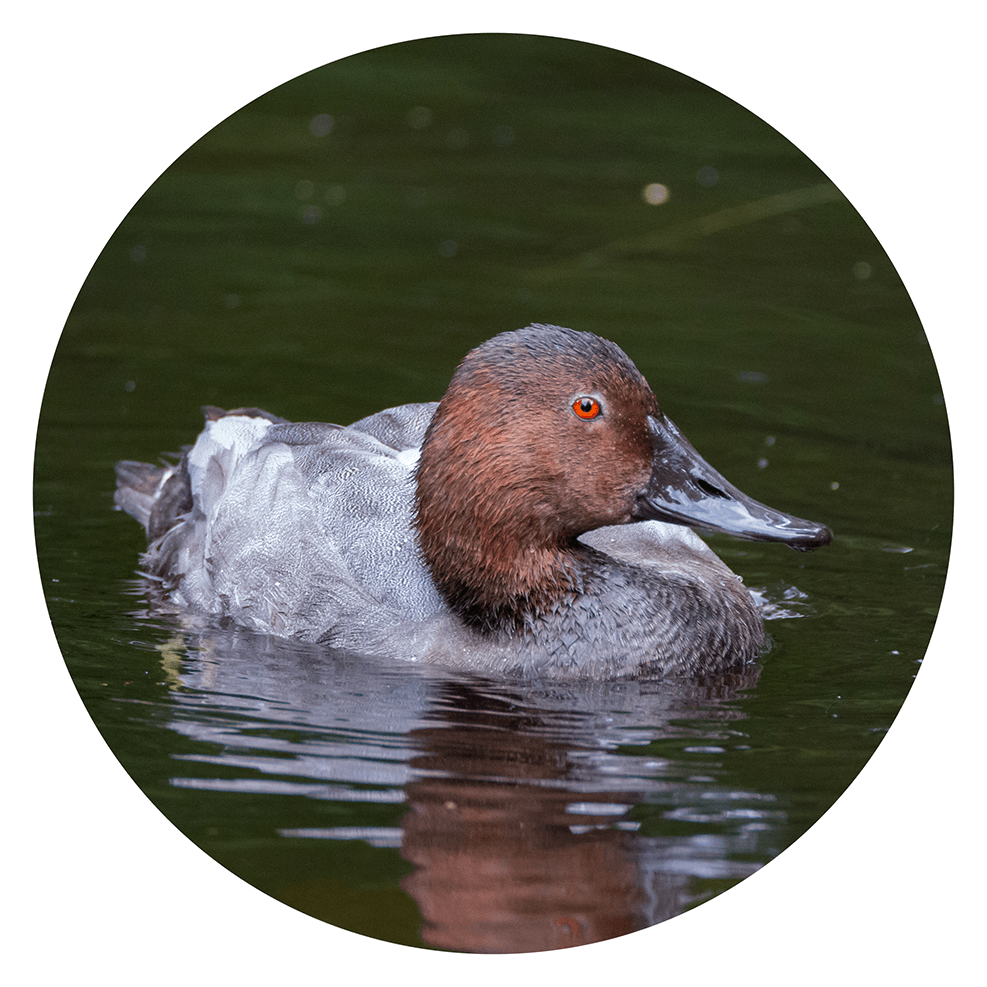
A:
[116,403,445,641]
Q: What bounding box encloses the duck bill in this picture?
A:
[633,414,832,551]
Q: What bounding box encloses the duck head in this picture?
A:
[414,324,831,634]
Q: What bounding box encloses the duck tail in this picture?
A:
[114,457,192,542]
[114,407,285,543]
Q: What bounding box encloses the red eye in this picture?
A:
[573,396,601,420]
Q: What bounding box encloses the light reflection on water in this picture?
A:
[143,621,786,950]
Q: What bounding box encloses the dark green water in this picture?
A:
[33,35,950,952]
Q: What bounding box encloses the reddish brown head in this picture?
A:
[413,325,661,633]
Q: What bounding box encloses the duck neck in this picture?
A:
[415,507,589,637]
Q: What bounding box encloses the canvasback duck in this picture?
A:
[115,324,831,679]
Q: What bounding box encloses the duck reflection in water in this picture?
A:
[399,676,760,952]
[152,628,769,952]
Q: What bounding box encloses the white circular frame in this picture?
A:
[7,0,987,985]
